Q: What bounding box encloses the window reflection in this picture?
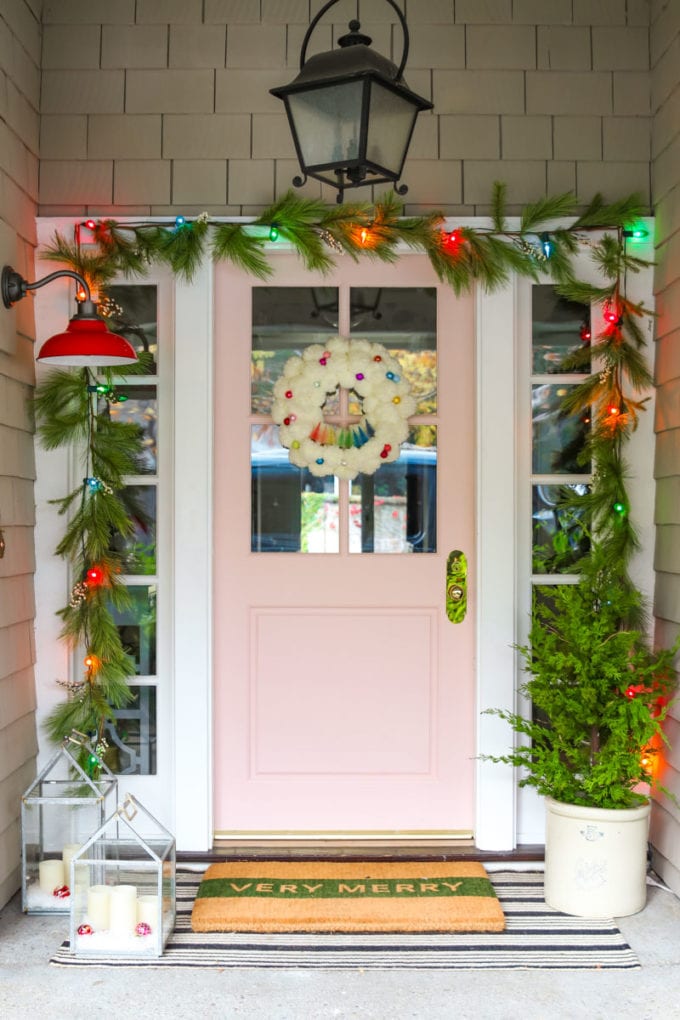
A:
[532,384,590,474]
[105,685,157,776]
[251,287,339,415]
[350,287,437,415]
[532,285,590,374]
[350,433,437,554]
[109,585,157,676]
[100,385,157,473]
[532,483,590,573]
[110,485,157,575]
[107,285,158,373]
[251,425,339,553]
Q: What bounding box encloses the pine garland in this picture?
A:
[34,358,152,753]
[36,183,656,754]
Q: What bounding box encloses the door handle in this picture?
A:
[446,550,467,623]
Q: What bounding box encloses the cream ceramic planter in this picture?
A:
[544,796,651,918]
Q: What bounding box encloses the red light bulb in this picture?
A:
[85,219,97,230]
[607,405,620,417]
[86,565,105,586]
[580,325,591,342]
[442,230,461,253]
[604,305,619,324]
[84,653,101,672]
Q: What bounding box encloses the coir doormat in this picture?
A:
[190,861,505,933]
[50,869,640,969]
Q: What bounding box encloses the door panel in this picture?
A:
[213,255,475,836]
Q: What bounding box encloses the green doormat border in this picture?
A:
[50,869,640,970]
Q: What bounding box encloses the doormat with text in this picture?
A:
[190,861,505,933]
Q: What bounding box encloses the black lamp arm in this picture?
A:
[2,265,92,310]
[299,0,409,78]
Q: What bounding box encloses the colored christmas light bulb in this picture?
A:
[84,477,103,491]
[603,304,620,324]
[86,565,105,585]
[580,324,591,342]
[623,225,649,240]
[442,230,461,253]
[175,215,186,228]
[540,233,553,258]
[269,224,279,241]
[613,501,626,515]
[85,219,97,230]
[360,227,369,245]
[84,653,101,672]
[607,405,620,416]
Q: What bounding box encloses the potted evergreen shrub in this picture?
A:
[486,548,677,917]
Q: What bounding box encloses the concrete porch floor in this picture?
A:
[0,871,679,1020]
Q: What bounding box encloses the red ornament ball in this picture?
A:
[283,417,291,426]
[53,885,70,898]
[285,390,293,399]
[135,922,152,937]
[77,923,93,936]
[373,355,382,362]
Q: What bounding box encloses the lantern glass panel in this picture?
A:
[69,795,175,958]
[21,739,116,914]
[366,82,418,175]
[288,81,363,169]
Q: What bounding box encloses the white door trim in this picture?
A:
[474,278,518,851]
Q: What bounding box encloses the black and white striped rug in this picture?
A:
[50,867,640,970]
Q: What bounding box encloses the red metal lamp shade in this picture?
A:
[2,265,138,367]
[36,312,137,366]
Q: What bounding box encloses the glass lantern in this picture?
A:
[21,732,117,914]
[69,793,175,958]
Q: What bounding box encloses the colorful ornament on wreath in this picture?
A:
[271,337,416,480]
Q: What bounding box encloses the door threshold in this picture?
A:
[179,843,544,863]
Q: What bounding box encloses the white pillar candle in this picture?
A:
[38,858,65,893]
[109,885,138,934]
[61,843,81,885]
[136,895,159,929]
[87,885,111,931]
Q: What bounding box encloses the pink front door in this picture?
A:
[213,256,475,837]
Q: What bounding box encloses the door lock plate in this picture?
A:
[446,550,467,623]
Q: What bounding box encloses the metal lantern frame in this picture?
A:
[21,732,117,914]
[270,0,432,202]
[69,793,176,958]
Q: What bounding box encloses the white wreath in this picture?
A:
[271,336,417,480]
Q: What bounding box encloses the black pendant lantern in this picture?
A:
[270,0,432,203]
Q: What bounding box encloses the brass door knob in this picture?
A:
[448,583,464,602]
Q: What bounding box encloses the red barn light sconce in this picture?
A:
[1,265,137,366]
[270,0,432,203]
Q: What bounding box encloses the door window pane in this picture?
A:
[251,425,339,553]
[107,285,158,373]
[350,431,437,554]
[532,384,590,474]
[106,685,157,775]
[532,483,590,573]
[100,385,158,473]
[350,287,437,415]
[252,287,339,414]
[110,485,157,574]
[109,585,157,676]
[532,285,590,375]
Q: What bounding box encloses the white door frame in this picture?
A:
[35,216,655,852]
